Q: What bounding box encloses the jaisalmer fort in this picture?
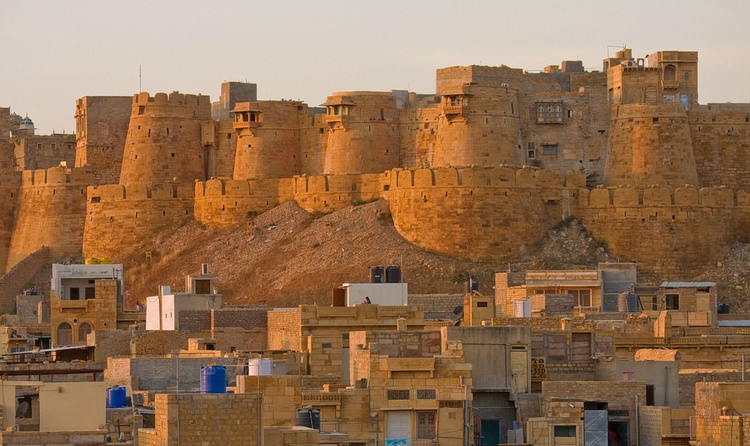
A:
[0,48,748,445]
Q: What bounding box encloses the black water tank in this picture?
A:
[385,266,402,283]
[370,266,385,283]
[296,408,320,430]
[718,303,730,314]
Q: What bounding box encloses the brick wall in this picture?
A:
[139,393,261,446]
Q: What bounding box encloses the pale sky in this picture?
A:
[2,0,749,135]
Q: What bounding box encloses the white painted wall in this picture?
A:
[343,283,408,306]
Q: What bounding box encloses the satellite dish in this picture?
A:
[16,401,29,418]
[453,305,463,315]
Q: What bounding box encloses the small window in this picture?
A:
[554,425,577,438]
[417,389,437,400]
[536,102,563,123]
[542,144,558,156]
[683,71,690,81]
[51,143,56,150]
[69,288,80,300]
[85,287,95,299]
[387,390,410,400]
[321,343,332,349]
[477,301,488,308]
[665,294,680,310]
[78,322,92,342]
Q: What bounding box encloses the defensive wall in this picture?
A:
[0,171,21,273]
[689,105,750,189]
[6,167,92,270]
[74,96,132,185]
[82,182,194,260]
[576,185,750,277]
[119,92,211,187]
[605,103,698,187]
[191,164,750,276]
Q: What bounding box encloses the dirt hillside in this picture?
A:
[37,199,750,312]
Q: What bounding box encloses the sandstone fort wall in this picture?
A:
[6,167,91,270]
[74,96,132,185]
[82,182,194,260]
[119,92,211,186]
[690,106,750,189]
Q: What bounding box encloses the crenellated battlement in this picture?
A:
[385,166,585,190]
[21,166,93,187]
[132,91,210,107]
[88,182,195,203]
[579,185,747,208]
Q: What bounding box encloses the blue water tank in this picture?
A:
[200,365,227,394]
[107,386,127,408]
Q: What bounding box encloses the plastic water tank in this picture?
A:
[295,408,321,430]
[370,266,385,283]
[200,365,227,394]
[106,386,127,408]
[248,358,273,376]
[718,303,730,314]
[385,266,402,283]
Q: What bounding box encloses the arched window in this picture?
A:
[664,64,676,81]
[57,323,72,346]
[78,322,92,343]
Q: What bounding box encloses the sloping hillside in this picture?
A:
[117,200,613,307]
[28,199,750,313]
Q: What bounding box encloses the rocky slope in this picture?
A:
[34,199,750,312]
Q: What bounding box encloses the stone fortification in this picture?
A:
[432,84,521,168]
[232,100,309,180]
[119,92,211,186]
[386,166,583,261]
[82,182,194,260]
[6,167,91,270]
[576,185,749,276]
[604,103,698,187]
[690,104,750,189]
[3,48,750,280]
[0,171,22,272]
[13,133,76,171]
[74,96,132,185]
[193,173,383,226]
[321,91,401,175]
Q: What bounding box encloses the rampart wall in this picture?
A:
[74,96,132,185]
[82,182,194,260]
[119,92,211,186]
[576,185,750,276]
[605,103,698,187]
[386,166,583,261]
[0,171,21,273]
[6,167,92,270]
[322,92,401,175]
[193,173,383,226]
[689,106,750,189]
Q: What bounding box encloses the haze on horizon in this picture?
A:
[1,0,748,135]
